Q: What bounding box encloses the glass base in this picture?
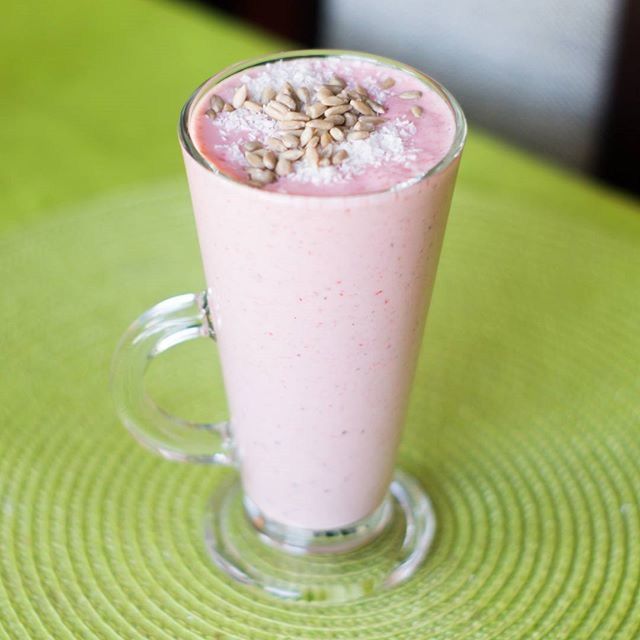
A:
[203,469,436,602]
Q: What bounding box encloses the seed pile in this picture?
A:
[205,75,423,188]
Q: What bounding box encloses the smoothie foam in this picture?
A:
[183,54,462,529]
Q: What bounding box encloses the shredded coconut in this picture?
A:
[214,109,277,142]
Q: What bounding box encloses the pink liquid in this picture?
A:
[183,55,461,529]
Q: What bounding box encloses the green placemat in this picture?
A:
[1,173,639,639]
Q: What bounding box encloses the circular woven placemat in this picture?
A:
[1,181,638,639]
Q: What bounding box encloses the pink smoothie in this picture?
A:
[182,54,463,530]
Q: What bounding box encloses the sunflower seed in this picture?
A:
[275,157,292,176]
[244,140,263,152]
[347,130,370,141]
[210,94,225,112]
[264,101,288,120]
[282,81,294,96]
[355,84,368,97]
[247,179,264,188]
[281,148,304,161]
[317,86,334,100]
[344,112,357,127]
[264,105,287,120]
[262,86,276,104]
[282,133,300,148]
[307,103,328,119]
[286,129,303,137]
[307,135,320,148]
[253,148,268,156]
[244,100,263,113]
[205,108,217,121]
[232,84,248,109]
[320,95,347,106]
[276,93,297,110]
[279,120,305,130]
[378,77,395,90]
[222,103,234,112]
[305,145,319,167]
[319,158,331,167]
[325,114,345,125]
[248,168,276,183]
[263,150,277,170]
[329,75,346,88]
[332,149,348,165]
[277,118,304,129]
[329,127,345,142]
[411,106,423,117]
[245,151,264,168]
[367,99,385,114]
[354,120,374,132]
[399,90,422,100]
[324,104,351,117]
[320,132,333,148]
[300,127,313,146]
[283,110,310,121]
[295,86,310,103]
[267,100,289,114]
[266,137,287,152]
[306,118,334,130]
[350,99,374,116]
[359,116,386,125]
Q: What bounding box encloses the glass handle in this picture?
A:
[110,292,235,466]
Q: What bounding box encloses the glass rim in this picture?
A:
[179,48,467,200]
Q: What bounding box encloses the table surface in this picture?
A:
[2,1,639,639]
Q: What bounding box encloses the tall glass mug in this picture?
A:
[112,50,466,602]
